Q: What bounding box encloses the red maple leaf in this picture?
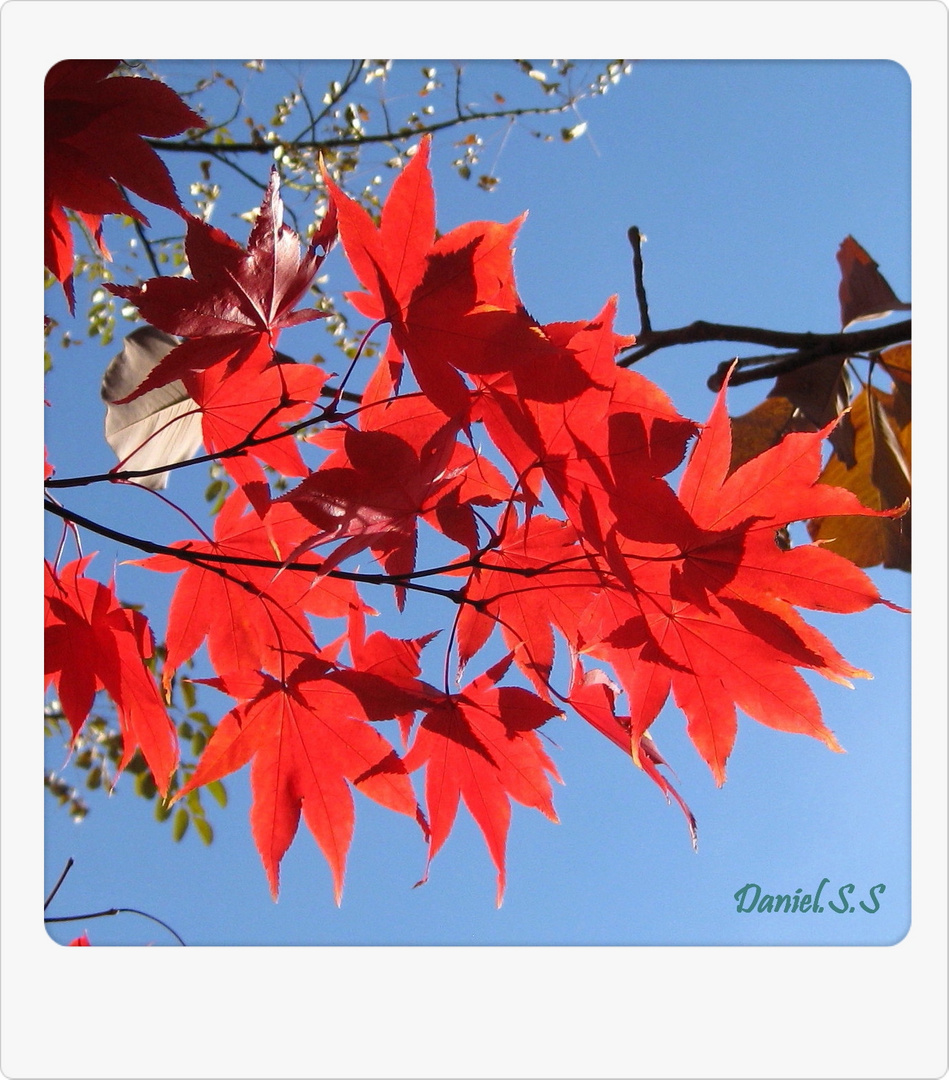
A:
[279,390,507,601]
[456,514,600,694]
[105,169,336,401]
[323,137,565,418]
[44,556,178,795]
[177,656,427,902]
[402,654,562,905]
[44,60,205,311]
[138,490,366,686]
[68,934,91,946]
[578,374,908,784]
[471,297,694,524]
[347,608,442,743]
[566,660,697,847]
[186,353,329,508]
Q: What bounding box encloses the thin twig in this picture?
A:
[44,857,75,911]
[146,99,589,157]
[44,376,360,491]
[627,227,651,336]
[45,907,186,946]
[705,347,850,390]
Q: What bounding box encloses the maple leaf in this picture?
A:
[280,391,507,602]
[68,934,91,946]
[137,490,366,686]
[456,514,599,694]
[44,60,205,311]
[578,372,907,785]
[178,657,426,902]
[281,421,460,578]
[324,137,563,418]
[186,352,329,508]
[101,324,327,504]
[105,169,336,401]
[473,298,695,534]
[347,608,442,743]
[402,655,562,905]
[44,556,178,795]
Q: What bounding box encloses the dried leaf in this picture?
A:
[837,235,911,329]
[101,327,203,489]
[808,385,910,570]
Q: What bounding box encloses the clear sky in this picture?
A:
[42,56,913,948]
[5,6,946,1078]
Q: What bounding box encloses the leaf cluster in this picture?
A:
[44,60,907,906]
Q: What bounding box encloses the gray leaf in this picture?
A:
[101,327,203,490]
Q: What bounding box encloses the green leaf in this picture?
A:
[207,780,228,808]
[172,807,190,842]
[194,818,214,845]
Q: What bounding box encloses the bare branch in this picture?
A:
[146,98,591,157]
[627,226,652,336]
[619,318,911,371]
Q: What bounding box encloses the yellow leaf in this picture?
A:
[808,385,910,570]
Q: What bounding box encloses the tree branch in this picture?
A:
[146,98,590,157]
[619,317,911,370]
[45,907,186,946]
[44,375,363,491]
[43,499,470,603]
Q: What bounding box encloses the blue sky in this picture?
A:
[41,57,913,948]
[4,7,946,1078]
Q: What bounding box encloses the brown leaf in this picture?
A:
[729,396,796,472]
[837,235,911,330]
[729,355,851,471]
[807,385,910,570]
[879,342,912,419]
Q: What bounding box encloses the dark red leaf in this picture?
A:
[44,61,205,311]
[105,170,335,401]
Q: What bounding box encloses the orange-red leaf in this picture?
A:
[403,656,561,905]
[44,556,178,795]
[179,657,425,902]
[137,490,365,684]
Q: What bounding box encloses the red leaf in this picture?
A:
[403,656,561,905]
[324,138,562,418]
[578,373,906,785]
[179,657,424,902]
[456,515,599,693]
[68,934,91,946]
[567,661,697,848]
[280,394,500,602]
[105,170,336,400]
[137,490,366,685]
[44,61,205,311]
[186,353,329,497]
[347,609,442,743]
[44,557,178,795]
